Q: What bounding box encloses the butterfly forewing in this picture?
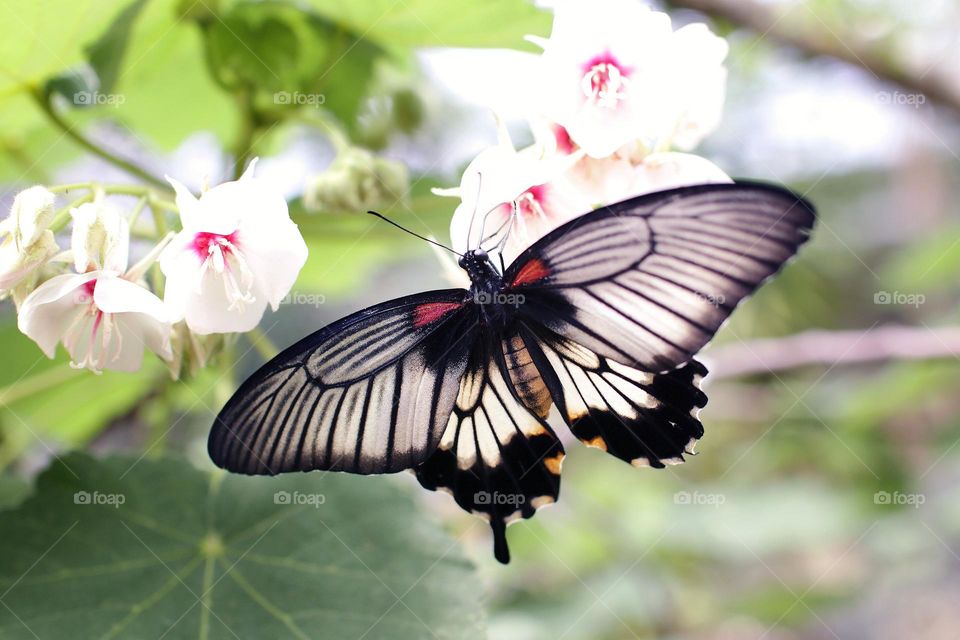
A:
[505,182,815,372]
[209,289,476,475]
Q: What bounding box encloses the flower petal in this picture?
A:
[93,274,170,322]
[237,220,308,311]
[184,268,270,335]
[631,152,732,195]
[17,272,96,358]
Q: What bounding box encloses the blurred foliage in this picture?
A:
[0,454,484,639]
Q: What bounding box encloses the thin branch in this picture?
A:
[703,325,960,378]
[31,89,169,189]
[670,0,960,114]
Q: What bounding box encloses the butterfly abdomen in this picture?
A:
[502,335,551,418]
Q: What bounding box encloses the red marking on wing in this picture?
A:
[510,258,550,287]
[413,302,463,328]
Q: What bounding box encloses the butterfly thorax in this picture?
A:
[459,250,512,330]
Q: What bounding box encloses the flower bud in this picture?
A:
[304,148,409,214]
[8,186,56,248]
[0,186,59,296]
[71,201,129,273]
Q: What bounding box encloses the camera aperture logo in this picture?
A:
[274,490,325,507]
[73,490,125,508]
[280,291,327,308]
[674,490,725,507]
[274,91,325,107]
[73,91,125,108]
[874,490,924,508]
[473,291,525,308]
[875,91,926,109]
[874,290,924,308]
[694,291,726,308]
[474,491,525,506]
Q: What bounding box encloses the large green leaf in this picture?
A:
[300,0,551,50]
[0,0,137,98]
[0,454,485,639]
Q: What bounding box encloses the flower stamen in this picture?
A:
[580,55,629,109]
[192,232,256,311]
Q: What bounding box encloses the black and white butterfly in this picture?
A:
[209,181,815,563]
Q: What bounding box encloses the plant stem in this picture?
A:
[292,110,350,153]
[232,92,260,180]
[31,89,169,189]
[49,193,94,232]
[48,183,177,233]
[247,327,280,360]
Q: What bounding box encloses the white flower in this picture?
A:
[533,0,727,158]
[17,215,172,373]
[70,201,129,273]
[0,186,59,294]
[535,122,731,205]
[160,159,308,335]
[629,151,732,195]
[444,142,590,264]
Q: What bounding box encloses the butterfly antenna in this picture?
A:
[483,202,517,272]
[366,211,462,257]
[465,172,484,250]
[478,213,512,248]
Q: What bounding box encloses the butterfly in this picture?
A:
[208,181,815,563]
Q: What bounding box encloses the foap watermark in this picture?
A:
[74,490,125,508]
[474,491,525,506]
[280,291,327,308]
[274,91,326,107]
[874,290,925,308]
[875,91,926,109]
[274,490,325,507]
[473,291,525,308]
[674,490,725,507]
[874,490,925,508]
[694,291,726,308]
[73,91,126,108]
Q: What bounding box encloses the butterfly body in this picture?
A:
[209,182,815,563]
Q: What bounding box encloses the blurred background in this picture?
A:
[2,0,960,638]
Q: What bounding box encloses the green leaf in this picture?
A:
[0,0,138,98]
[0,454,485,639]
[0,475,29,509]
[300,0,552,50]
[202,1,385,130]
[86,0,151,94]
[203,1,332,94]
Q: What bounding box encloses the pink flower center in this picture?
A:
[190,230,256,311]
[78,279,103,331]
[515,185,549,219]
[192,231,239,260]
[81,279,97,300]
[552,125,576,155]
[64,277,119,372]
[581,53,630,109]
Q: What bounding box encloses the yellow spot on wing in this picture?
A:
[584,436,607,452]
[543,452,565,475]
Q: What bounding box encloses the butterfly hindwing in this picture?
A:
[209,290,476,475]
[415,332,564,563]
[522,325,708,468]
[505,182,815,372]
